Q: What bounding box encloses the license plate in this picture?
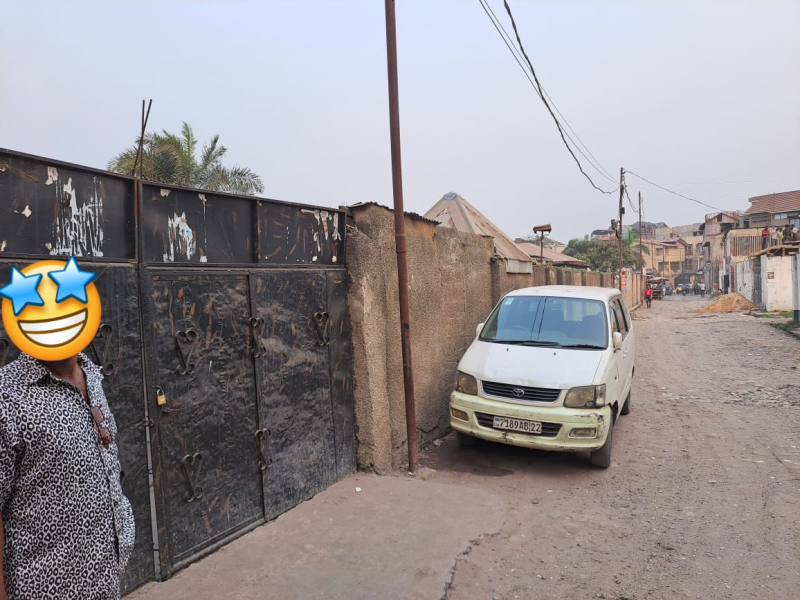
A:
[493,416,542,434]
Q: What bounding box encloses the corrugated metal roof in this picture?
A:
[745,190,800,214]
[424,193,532,263]
[515,242,589,267]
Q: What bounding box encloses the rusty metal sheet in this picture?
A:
[326,270,357,477]
[0,151,135,259]
[250,271,336,521]
[0,261,154,594]
[141,185,254,264]
[146,274,263,570]
[257,201,344,266]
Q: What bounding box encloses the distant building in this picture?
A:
[515,242,590,268]
[424,192,532,273]
[742,190,800,229]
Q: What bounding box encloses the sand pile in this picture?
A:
[701,293,757,313]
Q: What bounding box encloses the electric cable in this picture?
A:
[479,0,616,183]
[626,171,726,212]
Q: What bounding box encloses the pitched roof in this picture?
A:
[745,190,800,214]
[423,192,532,262]
[515,242,590,267]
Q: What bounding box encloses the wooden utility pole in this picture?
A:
[618,168,625,291]
[383,0,418,473]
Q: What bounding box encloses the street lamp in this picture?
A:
[533,224,552,264]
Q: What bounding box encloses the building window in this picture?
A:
[774,213,788,220]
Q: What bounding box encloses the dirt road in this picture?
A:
[427,293,800,600]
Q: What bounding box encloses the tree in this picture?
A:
[563,234,646,272]
[108,122,265,196]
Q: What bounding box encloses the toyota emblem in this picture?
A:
[512,388,525,398]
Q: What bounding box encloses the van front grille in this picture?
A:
[481,381,560,403]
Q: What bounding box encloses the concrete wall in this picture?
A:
[734,259,756,303]
[346,204,631,472]
[761,255,794,311]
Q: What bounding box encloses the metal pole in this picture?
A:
[639,191,643,299]
[618,168,625,291]
[384,0,418,473]
[540,232,544,264]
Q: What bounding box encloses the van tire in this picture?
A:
[621,390,631,415]
[456,432,478,447]
[590,420,613,468]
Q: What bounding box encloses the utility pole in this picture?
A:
[618,168,625,291]
[383,0,418,473]
[638,192,643,276]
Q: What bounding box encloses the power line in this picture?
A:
[477,0,616,184]
[624,185,638,214]
[488,0,618,194]
[626,171,727,213]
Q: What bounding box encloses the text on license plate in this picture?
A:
[493,416,542,434]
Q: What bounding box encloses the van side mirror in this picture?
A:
[476,322,485,337]
[612,332,623,350]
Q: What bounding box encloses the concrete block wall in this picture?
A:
[346,204,633,472]
[761,255,794,311]
[792,255,800,321]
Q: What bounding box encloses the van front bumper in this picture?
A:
[449,391,611,451]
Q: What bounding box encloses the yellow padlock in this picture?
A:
[156,387,167,406]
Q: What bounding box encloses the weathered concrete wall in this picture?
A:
[346,205,495,472]
[346,204,634,471]
[734,260,756,303]
[761,255,793,311]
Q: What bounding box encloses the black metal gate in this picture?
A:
[0,149,356,591]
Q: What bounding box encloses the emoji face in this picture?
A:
[1,258,101,361]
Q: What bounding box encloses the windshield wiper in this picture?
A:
[558,343,606,349]
[488,339,559,346]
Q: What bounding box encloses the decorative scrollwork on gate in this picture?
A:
[312,311,331,346]
[88,323,115,374]
[180,452,204,503]
[254,428,272,471]
[174,329,198,375]
[248,317,267,357]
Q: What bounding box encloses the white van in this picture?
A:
[449,286,634,468]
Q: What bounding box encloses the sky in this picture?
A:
[1,0,798,243]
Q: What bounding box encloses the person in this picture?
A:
[694,281,700,295]
[0,352,135,599]
[644,285,652,309]
[789,225,799,244]
[776,226,784,246]
[699,281,706,298]
[761,226,770,250]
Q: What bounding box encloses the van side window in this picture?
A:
[609,306,620,334]
[611,299,628,337]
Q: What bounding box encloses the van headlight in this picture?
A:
[563,385,606,408]
[455,371,478,395]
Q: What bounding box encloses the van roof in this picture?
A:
[504,285,622,302]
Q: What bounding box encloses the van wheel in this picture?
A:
[621,390,631,415]
[456,432,478,447]
[590,419,613,468]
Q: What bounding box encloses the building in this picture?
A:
[424,192,532,273]
[515,242,590,268]
[742,190,800,229]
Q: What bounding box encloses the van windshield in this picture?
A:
[479,296,608,349]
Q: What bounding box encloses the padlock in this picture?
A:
[156,387,167,406]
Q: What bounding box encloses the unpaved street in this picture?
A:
[130,293,800,600]
[427,293,800,600]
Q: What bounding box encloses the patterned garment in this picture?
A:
[0,353,135,600]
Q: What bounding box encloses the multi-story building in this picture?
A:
[741,190,800,229]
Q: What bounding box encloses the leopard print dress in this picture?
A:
[0,353,135,599]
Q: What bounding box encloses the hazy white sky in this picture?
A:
[1,0,798,242]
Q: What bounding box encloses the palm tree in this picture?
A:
[108,122,264,196]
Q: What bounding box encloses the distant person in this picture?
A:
[644,285,652,309]
[694,281,700,295]
[776,227,784,246]
[700,282,706,298]
[761,226,770,249]
[790,225,800,244]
